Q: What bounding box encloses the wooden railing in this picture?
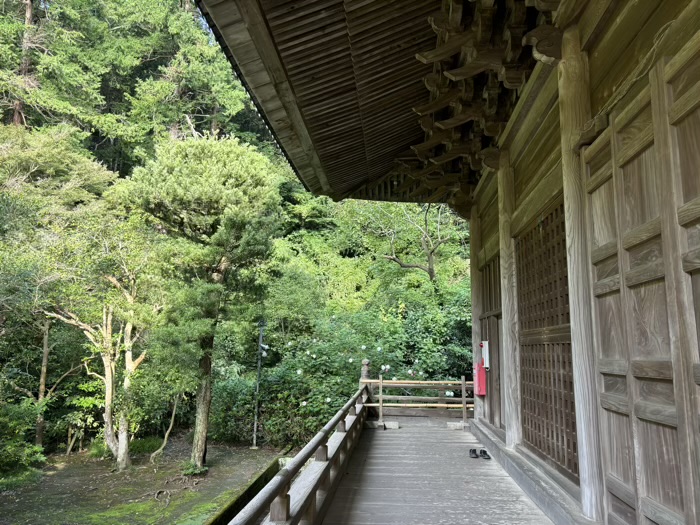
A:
[229,385,370,525]
[361,376,474,426]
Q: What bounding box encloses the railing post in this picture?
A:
[337,419,346,433]
[315,439,328,462]
[378,375,384,424]
[360,358,372,400]
[302,492,316,524]
[269,484,290,523]
[461,375,467,427]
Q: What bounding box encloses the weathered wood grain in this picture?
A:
[598,359,628,376]
[630,359,674,380]
[677,195,700,226]
[600,393,630,415]
[324,422,554,525]
[651,59,700,523]
[498,150,522,450]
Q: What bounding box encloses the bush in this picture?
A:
[129,436,163,455]
[0,399,45,474]
[209,376,255,444]
[88,440,111,459]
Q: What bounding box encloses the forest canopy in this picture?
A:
[0,0,471,481]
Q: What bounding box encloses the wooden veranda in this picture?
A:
[200,1,700,524]
[228,377,553,525]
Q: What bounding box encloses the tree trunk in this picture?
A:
[35,319,50,446]
[13,0,33,126]
[116,413,130,470]
[191,342,213,469]
[102,354,119,458]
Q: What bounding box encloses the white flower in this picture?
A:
[361,345,366,350]
[306,350,311,355]
[377,347,382,351]
[287,341,293,346]
[385,365,390,371]
[408,369,413,375]
[296,369,302,375]
[348,358,354,363]
[445,391,454,397]
[312,354,317,358]
[301,401,307,406]
[392,377,397,381]
[313,338,317,343]
[331,315,336,319]
[419,371,424,376]
[325,397,331,403]
[380,365,386,371]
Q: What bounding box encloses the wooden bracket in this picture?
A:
[523,25,563,65]
[479,147,501,170]
[576,114,609,150]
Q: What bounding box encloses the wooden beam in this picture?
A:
[497,149,521,449]
[557,26,604,521]
[412,89,462,116]
[416,31,475,64]
[410,130,452,159]
[429,144,471,164]
[435,107,484,130]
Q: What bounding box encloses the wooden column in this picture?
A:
[650,61,700,525]
[498,149,521,448]
[470,206,485,421]
[557,26,604,521]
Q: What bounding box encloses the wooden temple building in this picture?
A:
[198,1,700,524]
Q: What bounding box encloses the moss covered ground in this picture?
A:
[0,436,279,525]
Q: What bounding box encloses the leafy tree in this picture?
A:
[124,136,283,469]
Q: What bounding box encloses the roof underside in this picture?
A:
[199,0,570,207]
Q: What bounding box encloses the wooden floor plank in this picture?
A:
[323,419,554,525]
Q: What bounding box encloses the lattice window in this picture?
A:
[516,201,578,480]
[482,257,501,313]
[516,204,570,330]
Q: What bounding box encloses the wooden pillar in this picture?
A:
[557,26,604,521]
[498,149,521,449]
[470,206,485,421]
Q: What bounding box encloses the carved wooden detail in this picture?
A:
[523,25,563,65]
[347,0,564,204]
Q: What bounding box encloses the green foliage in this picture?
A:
[0,0,472,472]
[0,467,42,492]
[129,436,163,455]
[0,398,45,472]
[88,439,111,459]
[181,461,208,477]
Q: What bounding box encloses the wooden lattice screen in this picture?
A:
[480,257,503,429]
[515,201,579,480]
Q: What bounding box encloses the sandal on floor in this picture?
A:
[469,448,479,458]
[479,449,491,460]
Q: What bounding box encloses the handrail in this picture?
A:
[362,376,474,426]
[229,385,369,525]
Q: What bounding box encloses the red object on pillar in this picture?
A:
[475,359,487,396]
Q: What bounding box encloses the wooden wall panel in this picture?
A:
[674,109,700,204]
[581,38,700,521]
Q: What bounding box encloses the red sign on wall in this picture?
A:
[474,359,487,396]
